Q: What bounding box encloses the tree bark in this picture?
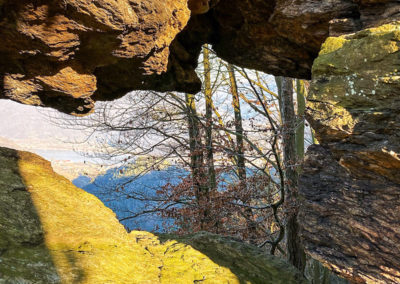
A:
[227,64,246,182]
[279,77,306,273]
[295,79,306,161]
[228,64,259,243]
[203,45,217,191]
[185,92,207,226]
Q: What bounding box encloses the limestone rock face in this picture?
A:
[1,0,399,114]
[300,23,400,283]
[0,146,306,283]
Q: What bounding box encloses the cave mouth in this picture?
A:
[1,0,400,283]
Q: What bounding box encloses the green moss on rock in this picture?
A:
[307,22,400,184]
[131,231,307,284]
[303,24,400,283]
[0,147,306,283]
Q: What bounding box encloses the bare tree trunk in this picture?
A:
[186,93,203,178]
[228,63,258,242]
[185,92,208,229]
[296,79,306,162]
[228,64,246,182]
[279,77,306,273]
[203,45,217,191]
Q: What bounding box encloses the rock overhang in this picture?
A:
[1,0,399,115]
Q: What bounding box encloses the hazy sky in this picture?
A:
[0,100,86,159]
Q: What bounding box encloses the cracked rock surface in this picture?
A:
[300,23,400,284]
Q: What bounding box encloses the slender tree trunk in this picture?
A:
[228,64,246,182]
[203,45,217,191]
[275,76,283,115]
[279,77,306,273]
[185,92,208,229]
[228,64,258,242]
[295,79,318,145]
[185,92,204,186]
[296,79,306,162]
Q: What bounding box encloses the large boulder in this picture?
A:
[1,0,399,114]
[300,23,400,283]
[0,146,306,283]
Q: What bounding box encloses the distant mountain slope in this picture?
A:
[74,167,188,232]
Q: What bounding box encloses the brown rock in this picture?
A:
[300,23,400,283]
[0,0,194,114]
[300,145,400,284]
[188,0,210,15]
[1,0,400,114]
[200,0,396,79]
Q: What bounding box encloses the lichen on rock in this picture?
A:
[301,22,400,283]
[308,22,400,183]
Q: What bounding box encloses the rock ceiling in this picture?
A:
[0,0,398,114]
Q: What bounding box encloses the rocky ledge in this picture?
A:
[0,146,306,283]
